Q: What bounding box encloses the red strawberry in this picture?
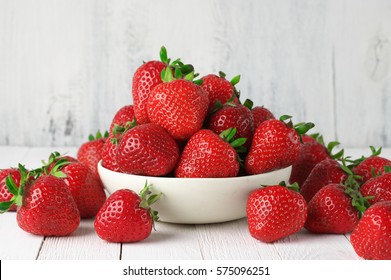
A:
[360,172,391,205]
[132,48,167,124]
[46,154,106,218]
[0,168,21,211]
[350,201,391,260]
[352,147,391,182]
[94,184,161,243]
[300,158,348,203]
[304,183,365,233]
[18,175,80,236]
[108,105,135,135]
[116,123,179,176]
[147,70,209,140]
[77,131,108,177]
[245,116,314,175]
[175,128,245,178]
[132,47,193,124]
[0,165,80,236]
[200,72,240,111]
[207,100,254,148]
[289,134,343,186]
[101,134,120,172]
[247,183,307,243]
[252,106,275,128]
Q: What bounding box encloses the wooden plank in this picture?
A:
[331,0,391,147]
[196,219,281,260]
[0,212,44,260]
[1,0,391,148]
[38,219,120,260]
[274,229,359,260]
[121,222,203,260]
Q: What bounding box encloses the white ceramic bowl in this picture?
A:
[98,161,291,224]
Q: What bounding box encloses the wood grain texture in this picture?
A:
[0,0,390,147]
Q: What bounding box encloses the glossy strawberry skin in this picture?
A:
[132,61,166,124]
[247,186,307,243]
[353,156,391,183]
[350,201,391,260]
[201,74,239,111]
[245,119,301,175]
[77,137,106,177]
[17,175,80,236]
[109,105,135,135]
[289,135,330,186]
[360,173,391,205]
[61,161,107,218]
[0,168,21,211]
[94,189,152,243]
[147,79,209,140]
[207,104,254,148]
[116,123,179,176]
[252,106,275,129]
[101,134,120,172]
[304,184,359,233]
[175,129,240,178]
[300,159,348,203]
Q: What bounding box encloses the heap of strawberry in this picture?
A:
[1,47,391,259]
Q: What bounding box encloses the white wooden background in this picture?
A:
[0,0,390,148]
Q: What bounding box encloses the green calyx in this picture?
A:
[344,175,372,216]
[88,130,109,142]
[138,181,162,230]
[37,151,71,178]
[277,181,301,193]
[161,66,199,84]
[111,119,137,144]
[279,115,315,136]
[309,133,344,160]
[0,164,30,213]
[219,127,247,154]
[341,145,384,170]
[158,46,197,84]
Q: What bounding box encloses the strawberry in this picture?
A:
[289,134,343,186]
[94,184,161,243]
[0,168,21,211]
[108,105,135,136]
[360,172,391,205]
[350,201,391,260]
[132,47,193,124]
[207,100,254,148]
[245,116,314,175]
[352,147,391,183]
[77,131,108,177]
[147,69,209,140]
[246,183,307,243]
[46,153,106,218]
[200,71,240,112]
[300,158,348,203]
[175,128,245,178]
[101,134,120,172]
[132,48,167,124]
[252,106,275,129]
[116,123,179,176]
[304,181,367,233]
[0,165,80,236]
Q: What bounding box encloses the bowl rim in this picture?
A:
[98,160,292,183]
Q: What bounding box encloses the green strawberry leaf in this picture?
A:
[230,138,247,148]
[5,175,19,196]
[230,75,241,86]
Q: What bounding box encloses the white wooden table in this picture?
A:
[1,146,389,260]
